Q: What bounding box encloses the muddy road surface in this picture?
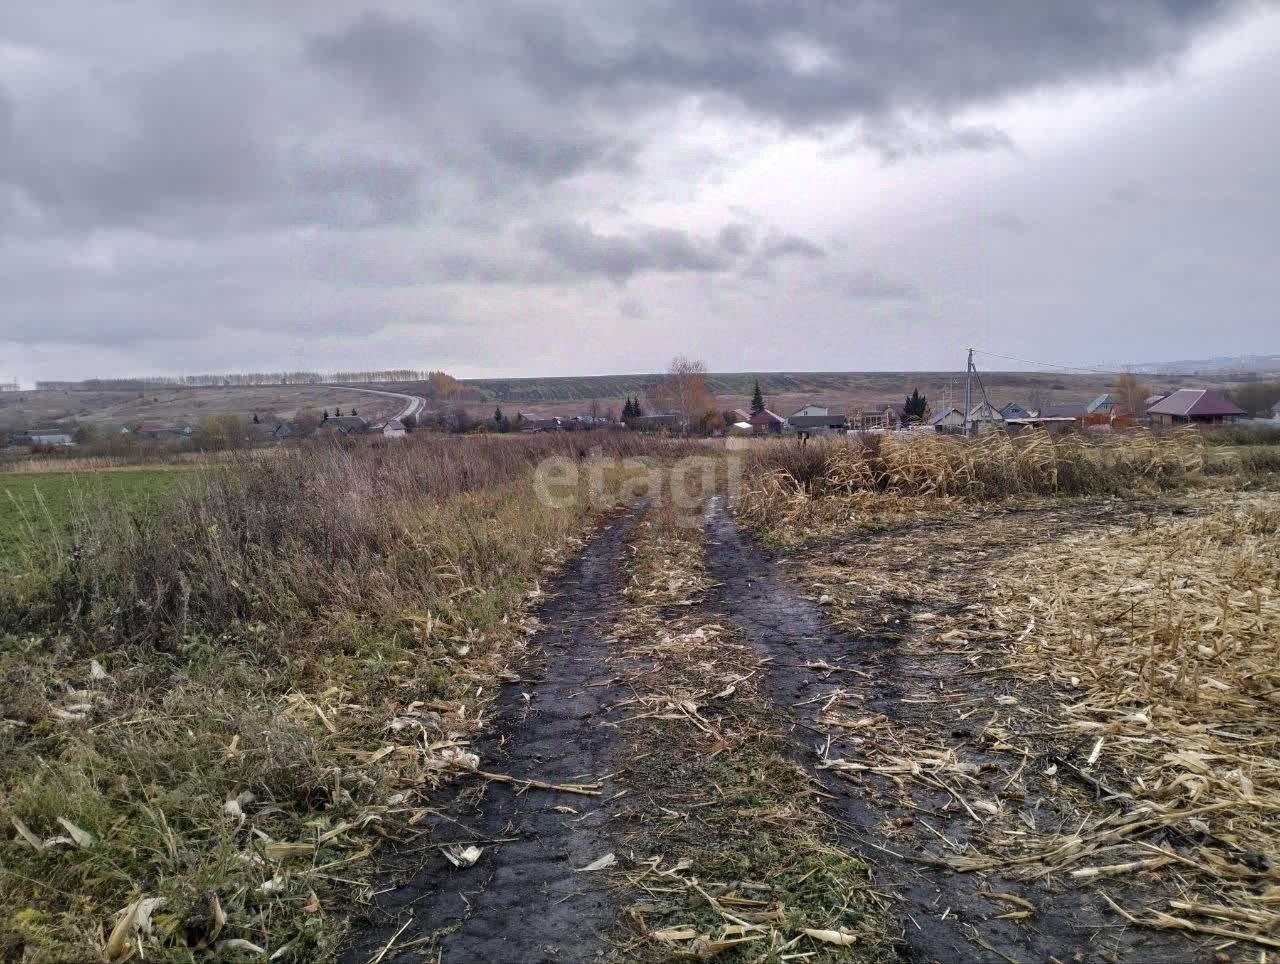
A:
[347,498,1217,962]
[344,513,638,964]
[700,496,1214,963]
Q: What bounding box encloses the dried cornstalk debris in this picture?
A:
[608,506,892,961]
[735,429,1208,543]
[928,496,1280,941]
[741,435,1280,954]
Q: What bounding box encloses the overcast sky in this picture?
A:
[2,1,1277,382]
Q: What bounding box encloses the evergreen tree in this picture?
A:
[750,380,765,416]
[632,397,644,417]
[903,388,927,424]
[252,413,260,424]
[322,410,329,420]
[351,408,358,417]
[623,397,634,419]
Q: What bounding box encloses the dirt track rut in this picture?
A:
[347,499,1209,962]
[344,513,637,964]
[700,496,1207,963]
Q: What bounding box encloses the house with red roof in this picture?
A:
[1146,389,1246,428]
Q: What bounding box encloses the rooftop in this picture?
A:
[1146,389,1246,418]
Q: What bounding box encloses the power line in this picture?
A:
[970,348,1122,377]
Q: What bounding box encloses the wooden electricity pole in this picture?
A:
[963,348,974,437]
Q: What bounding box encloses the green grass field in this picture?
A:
[0,468,187,565]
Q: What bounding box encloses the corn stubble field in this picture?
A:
[0,428,1277,961]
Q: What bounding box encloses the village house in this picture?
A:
[12,429,75,447]
[380,418,408,438]
[785,405,849,437]
[255,421,302,442]
[315,414,369,436]
[628,413,683,433]
[856,402,907,430]
[1087,393,1119,415]
[748,409,785,434]
[927,406,965,429]
[999,402,1032,420]
[134,422,193,444]
[965,401,1005,432]
[1036,402,1088,422]
[1147,389,1246,427]
[517,412,559,432]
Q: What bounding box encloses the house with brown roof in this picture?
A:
[134,421,193,444]
[748,409,784,434]
[1147,389,1245,427]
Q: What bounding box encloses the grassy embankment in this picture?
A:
[607,501,894,961]
[0,434,695,962]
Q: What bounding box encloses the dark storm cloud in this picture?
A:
[3,1,1245,236]
[860,121,1018,162]
[480,0,1241,126]
[0,0,1261,369]
[537,222,732,281]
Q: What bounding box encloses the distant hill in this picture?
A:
[1132,354,1280,375]
[462,371,1113,404]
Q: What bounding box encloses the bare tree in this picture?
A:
[654,355,715,435]
[1111,371,1152,417]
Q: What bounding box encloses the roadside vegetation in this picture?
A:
[0,433,697,961]
[732,430,1280,955]
[732,429,1270,542]
[608,502,893,960]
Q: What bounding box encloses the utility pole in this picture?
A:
[963,348,974,437]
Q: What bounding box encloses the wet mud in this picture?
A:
[343,512,638,964]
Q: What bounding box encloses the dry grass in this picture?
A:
[608,503,892,961]
[739,431,1280,955]
[0,433,699,961]
[929,497,1280,948]
[735,430,1207,541]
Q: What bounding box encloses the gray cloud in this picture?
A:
[537,222,732,282]
[843,269,923,301]
[0,0,1270,376]
[536,222,827,282]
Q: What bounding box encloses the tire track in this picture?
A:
[698,496,1206,963]
[343,512,638,964]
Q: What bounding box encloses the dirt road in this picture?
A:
[347,498,1218,962]
[344,513,638,964]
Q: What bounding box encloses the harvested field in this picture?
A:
[729,434,1280,959]
[4,429,1276,962]
[0,384,401,431]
